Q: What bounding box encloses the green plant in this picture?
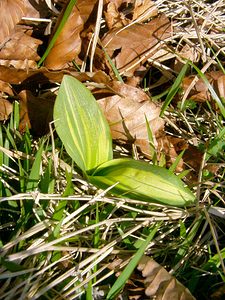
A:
[54,75,196,207]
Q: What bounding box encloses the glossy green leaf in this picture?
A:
[54,75,113,173]
[89,158,196,207]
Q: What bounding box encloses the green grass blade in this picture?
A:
[101,44,123,82]
[52,200,67,221]
[106,222,161,299]
[54,75,113,173]
[3,132,10,167]
[0,125,3,165]
[160,62,189,116]
[86,276,93,300]
[144,115,157,165]
[173,215,203,265]
[169,149,185,173]
[38,0,77,66]
[13,101,20,130]
[26,141,44,192]
[206,127,225,160]
[189,62,225,118]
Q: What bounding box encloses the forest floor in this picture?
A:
[0,1,225,299]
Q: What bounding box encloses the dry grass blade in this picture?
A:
[89,0,103,72]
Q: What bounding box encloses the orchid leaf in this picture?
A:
[89,158,196,207]
[54,75,113,173]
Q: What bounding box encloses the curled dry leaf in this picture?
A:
[0,0,46,70]
[101,14,172,76]
[182,71,225,104]
[182,144,204,183]
[0,65,110,86]
[0,80,13,96]
[97,81,164,157]
[23,0,49,19]
[0,59,39,69]
[174,44,200,73]
[0,98,13,121]
[105,0,157,30]
[76,0,99,24]
[132,0,158,22]
[0,27,42,64]
[44,5,84,70]
[0,0,26,44]
[19,90,54,135]
[105,0,132,30]
[157,136,187,172]
[157,136,205,180]
[138,256,196,300]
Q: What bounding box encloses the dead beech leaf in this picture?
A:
[182,76,211,103]
[19,90,54,135]
[101,14,171,76]
[0,98,13,121]
[105,0,157,30]
[0,27,42,67]
[132,0,158,22]
[0,59,39,69]
[97,81,164,157]
[174,44,200,73]
[182,71,225,103]
[183,145,204,183]
[0,65,110,86]
[0,0,26,44]
[105,0,131,30]
[0,80,13,96]
[76,0,99,24]
[138,256,196,300]
[44,5,84,70]
[23,0,49,19]
[157,136,187,172]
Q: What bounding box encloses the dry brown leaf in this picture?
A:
[0,98,13,121]
[0,0,26,45]
[0,66,110,88]
[210,284,225,300]
[44,5,84,70]
[23,0,49,19]
[105,0,131,30]
[0,26,42,68]
[0,0,42,69]
[157,136,187,172]
[174,44,200,73]
[76,0,99,24]
[138,256,196,300]
[0,1,45,69]
[132,0,158,22]
[105,0,157,30]
[101,14,172,76]
[182,71,225,104]
[97,81,164,157]
[157,137,205,179]
[0,59,39,69]
[19,90,54,135]
[0,80,13,96]
[182,144,204,183]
